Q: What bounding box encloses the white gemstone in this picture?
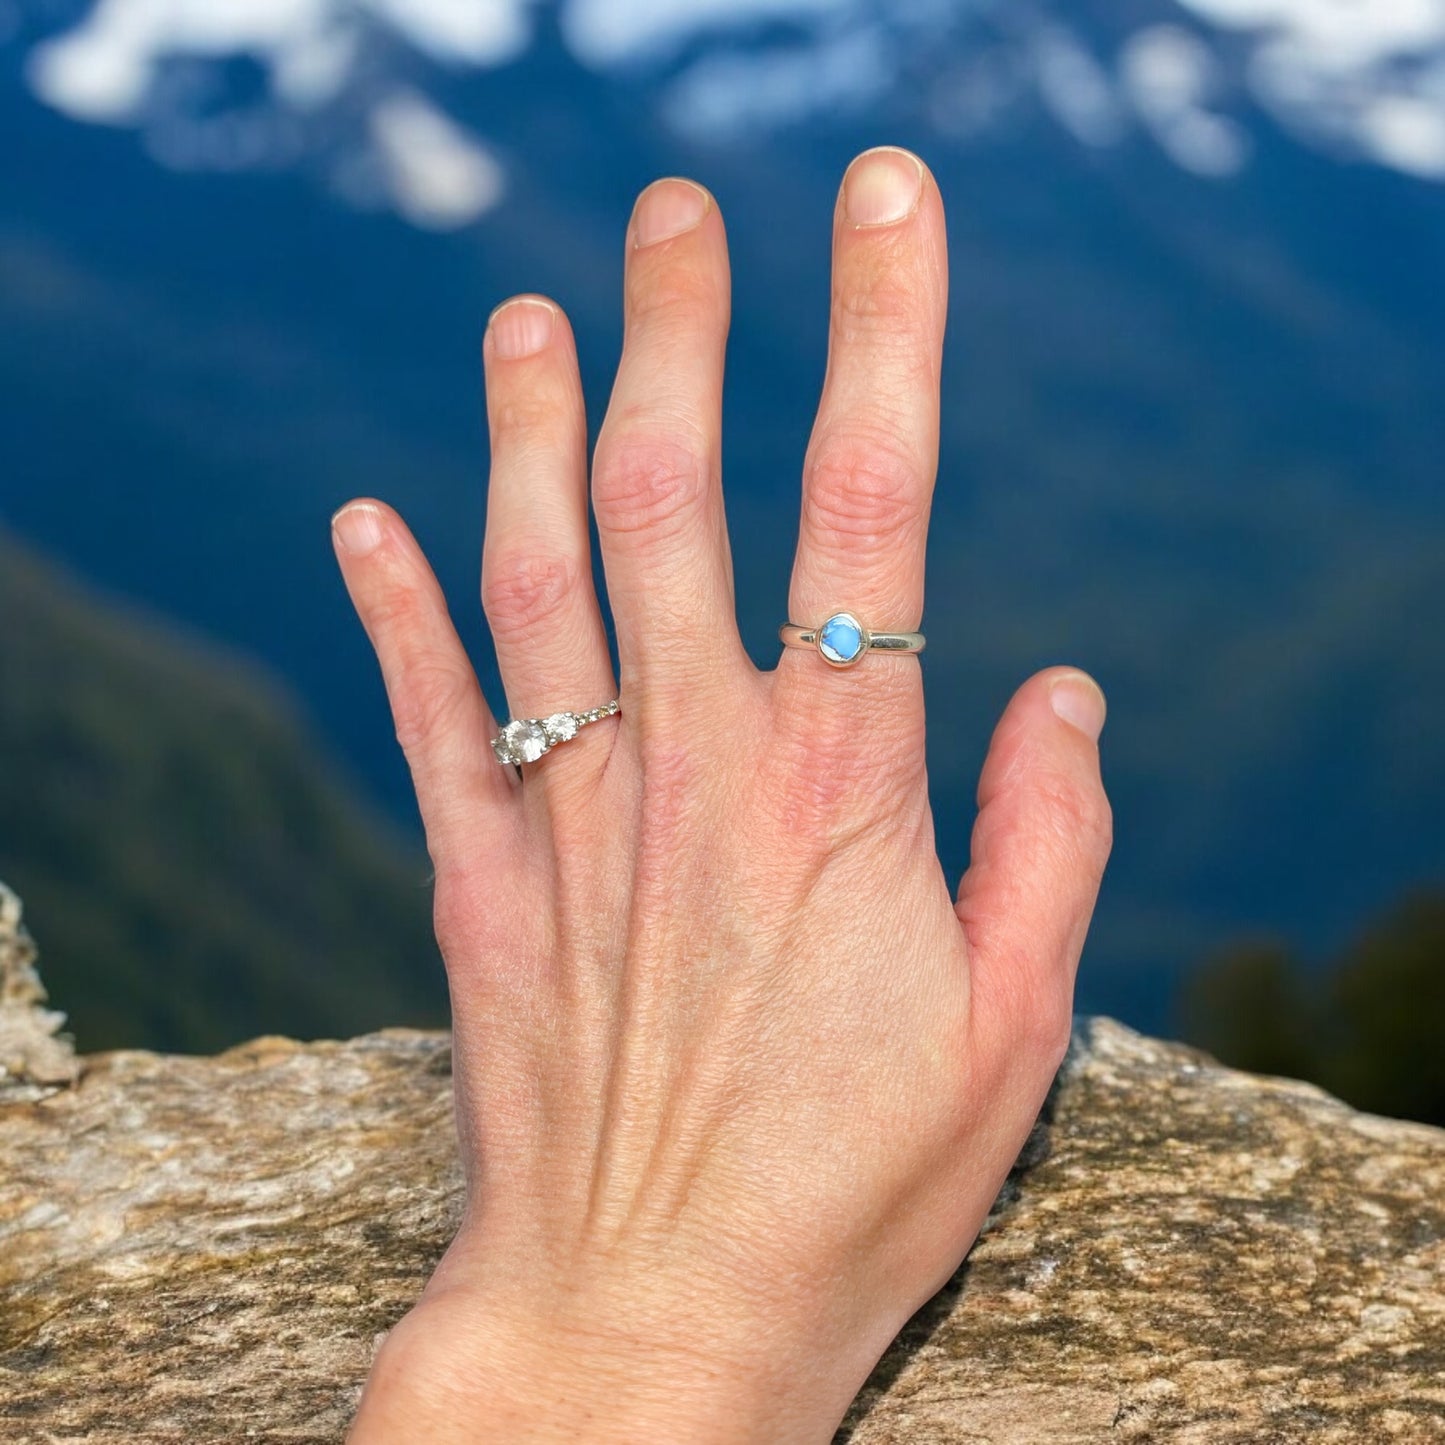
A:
[544,712,578,744]
[503,718,548,763]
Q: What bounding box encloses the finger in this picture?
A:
[332,499,514,871]
[955,668,1113,1069]
[590,178,746,707]
[481,296,617,753]
[781,147,947,703]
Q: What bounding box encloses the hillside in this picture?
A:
[0,526,444,1052]
[2,2,1443,1035]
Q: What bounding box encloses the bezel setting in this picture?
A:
[816,611,870,668]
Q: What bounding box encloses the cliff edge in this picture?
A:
[1,884,1442,1443]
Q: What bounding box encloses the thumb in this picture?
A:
[955,667,1113,1069]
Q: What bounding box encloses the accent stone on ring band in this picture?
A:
[778,611,925,669]
[491,700,619,767]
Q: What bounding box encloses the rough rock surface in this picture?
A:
[0,883,79,1100]
[1,889,1443,1443]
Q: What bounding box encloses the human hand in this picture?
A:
[333,147,1111,1443]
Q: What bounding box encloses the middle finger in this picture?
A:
[591,178,747,716]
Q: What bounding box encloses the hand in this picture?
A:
[333,147,1111,1443]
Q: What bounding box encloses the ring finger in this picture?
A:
[481,295,617,772]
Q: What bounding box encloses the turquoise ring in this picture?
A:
[778,612,925,669]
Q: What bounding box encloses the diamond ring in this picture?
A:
[491,700,619,767]
[778,612,925,669]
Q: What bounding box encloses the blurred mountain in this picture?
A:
[0,526,443,1053]
[1,1,1443,1042]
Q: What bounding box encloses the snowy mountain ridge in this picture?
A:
[9,0,1445,228]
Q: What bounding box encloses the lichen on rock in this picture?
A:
[0,881,78,1099]
[1,888,1443,1443]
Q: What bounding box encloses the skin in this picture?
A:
[333,147,1112,1443]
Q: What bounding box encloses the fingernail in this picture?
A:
[488,297,556,360]
[843,147,924,227]
[633,178,709,248]
[1050,672,1107,742]
[332,502,385,557]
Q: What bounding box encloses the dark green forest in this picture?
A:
[1179,891,1445,1128]
[0,526,444,1053]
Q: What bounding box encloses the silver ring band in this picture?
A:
[491,700,619,767]
[779,612,924,669]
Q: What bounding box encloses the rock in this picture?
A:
[841,1025,1445,1443]
[0,882,78,1099]
[1,897,1442,1442]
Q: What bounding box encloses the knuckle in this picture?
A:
[629,262,726,330]
[1037,768,1113,865]
[593,432,709,541]
[390,654,471,756]
[489,366,586,462]
[804,435,924,553]
[362,570,424,636]
[491,392,567,453]
[431,868,473,956]
[765,703,918,848]
[640,741,697,833]
[835,256,926,342]
[481,550,578,644]
[628,742,711,899]
[431,857,509,964]
[1092,791,1115,860]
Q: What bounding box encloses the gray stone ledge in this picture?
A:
[2,887,1442,1441]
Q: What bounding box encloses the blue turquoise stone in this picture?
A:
[818,613,864,665]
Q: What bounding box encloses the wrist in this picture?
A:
[348,1283,861,1445]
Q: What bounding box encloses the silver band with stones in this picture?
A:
[491,700,619,767]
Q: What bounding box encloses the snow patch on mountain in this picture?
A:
[23,0,529,226]
[562,0,841,68]
[1120,25,1250,176]
[367,89,505,229]
[1032,26,1128,150]
[27,0,531,122]
[10,0,1445,229]
[1177,0,1445,178]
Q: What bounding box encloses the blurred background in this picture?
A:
[1,0,1442,1124]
